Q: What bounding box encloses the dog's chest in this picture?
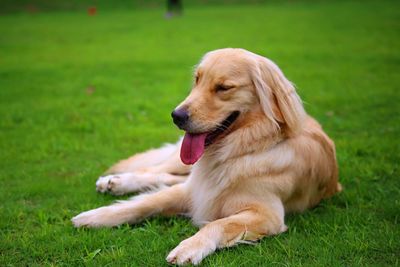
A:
[185,143,296,225]
[187,159,238,226]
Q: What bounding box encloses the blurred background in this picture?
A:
[0,0,399,266]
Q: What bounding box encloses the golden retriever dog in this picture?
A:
[72,48,341,265]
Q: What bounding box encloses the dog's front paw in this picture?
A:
[71,206,122,228]
[166,236,216,265]
[96,174,129,195]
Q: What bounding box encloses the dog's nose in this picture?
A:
[171,108,189,129]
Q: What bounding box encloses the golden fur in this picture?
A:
[72,48,340,265]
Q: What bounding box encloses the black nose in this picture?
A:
[171,108,189,129]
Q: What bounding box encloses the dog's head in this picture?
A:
[172,48,305,164]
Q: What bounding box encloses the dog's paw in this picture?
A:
[96,175,112,193]
[166,236,216,265]
[96,174,130,195]
[71,206,123,228]
[96,172,160,195]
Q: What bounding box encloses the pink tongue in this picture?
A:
[180,132,207,165]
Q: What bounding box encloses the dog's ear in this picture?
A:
[252,56,306,134]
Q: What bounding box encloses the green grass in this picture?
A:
[1,1,399,266]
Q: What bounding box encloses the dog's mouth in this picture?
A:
[180,111,240,165]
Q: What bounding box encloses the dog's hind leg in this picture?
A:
[72,183,189,228]
[105,139,185,175]
[96,172,188,195]
[97,138,191,194]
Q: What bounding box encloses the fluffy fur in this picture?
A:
[72,48,341,265]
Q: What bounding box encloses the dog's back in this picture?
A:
[283,116,340,213]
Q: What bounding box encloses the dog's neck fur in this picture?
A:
[205,109,286,164]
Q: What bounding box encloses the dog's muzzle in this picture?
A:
[171,108,189,129]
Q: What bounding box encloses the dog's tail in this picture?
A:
[336,182,343,193]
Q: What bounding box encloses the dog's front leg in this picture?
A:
[72,184,189,228]
[166,202,287,265]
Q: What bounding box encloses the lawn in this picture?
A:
[0,0,399,266]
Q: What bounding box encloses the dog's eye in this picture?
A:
[215,84,234,92]
[195,75,199,84]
